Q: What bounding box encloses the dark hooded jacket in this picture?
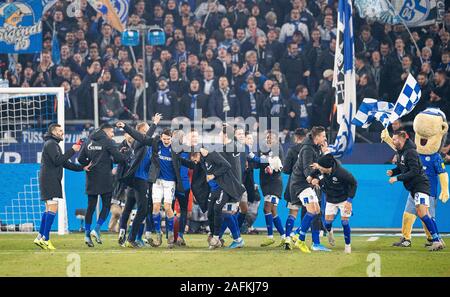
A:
[312,160,358,204]
[283,142,302,202]
[391,139,430,195]
[78,129,127,195]
[180,151,246,210]
[121,123,157,185]
[290,134,322,205]
[39,134,83,200]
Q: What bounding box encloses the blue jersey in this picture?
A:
[208,179,220,192]
[180,152,190,190]
[135,146,152,180]
[158,143,176,181]
[420,153,446,198]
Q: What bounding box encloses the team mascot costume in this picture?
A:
[381,108,449,246]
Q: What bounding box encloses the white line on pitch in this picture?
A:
[367,237,379,242]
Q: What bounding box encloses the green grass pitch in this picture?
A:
[0,233,449,277]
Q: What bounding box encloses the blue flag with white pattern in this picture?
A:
[351,74,421,128]
[351,98,394,128]
[329,0,356,158]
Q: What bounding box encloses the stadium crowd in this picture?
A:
[1,0,449,133]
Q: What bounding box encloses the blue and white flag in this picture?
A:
[355,0,443,27]
[388,73,421,125]
[354,0,402,24]
[0,0,43,53]
[351,98,394,128]
[113,0,130,28]
[351,74,421,128]
[42,0,57,14]
[51,25,60,64]
[329,0,356,158]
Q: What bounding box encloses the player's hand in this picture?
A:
[311,178,320,188]
[306,176,313,183]
[116,121,125,129]
[439,190,449,203]
[200,147,209,157]
[389,176,397,184]
[153,113,162,125]
[343,201,352,214]
[310,163,319,170]
[84,162,93,172]
[206,174,215,181]
[386,170,393,176]
[72,144,81,152]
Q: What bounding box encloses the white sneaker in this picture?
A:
[344,244,351,254]
[327,229,336,246]
[209,236,222,249]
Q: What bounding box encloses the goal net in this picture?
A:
[0,87,68,234]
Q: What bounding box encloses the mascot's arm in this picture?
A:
[438,172,449,203]
[380,129,396,151]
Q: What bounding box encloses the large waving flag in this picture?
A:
[388,73,422,124]
[86,0,129,32]
[329,0,356,158]
[352,74,422,128]
[351,98,394,128]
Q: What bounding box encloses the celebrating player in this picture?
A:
[311,154,357,253]
[34,124,88,250]
[387,130,445,251]
[116,116,160,248]
[289,126,330,253]
[282,128,307,250]
[250,130,286,247]
[78,123,128,247]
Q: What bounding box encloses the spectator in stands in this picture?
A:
[279,8,309,44]
[356,74,378,107]
[315,37,336,80]
[201,66,217,96]
[61,80,79,120]
[149,76,178,120]
[280,42,310,92]
[124,73,147,120]
[263,82,287,130]
[312,69,334,128]
[98,82,124,121]
[179,78,209,120]
[285,84,312,131]
[430,70,450,118]
[356,25,380,59]
[318,14,336,45]
[209,76,239,120]
[239,77,265,119]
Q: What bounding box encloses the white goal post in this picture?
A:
[0,87,68,235]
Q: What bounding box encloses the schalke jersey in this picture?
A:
[420,153,446,198]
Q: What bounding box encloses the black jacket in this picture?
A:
[78,129,127,195]
[238,90,265,119]
[39,134,83,200]
[208,88,240,120]
[391,139,430,195]
[179,92,209,119]
[313,161,357,204]
[120,123,157,185]
[123,125,186,193]
[282,142,302,202]
[113,139,134,200]
[290,134,322,204]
